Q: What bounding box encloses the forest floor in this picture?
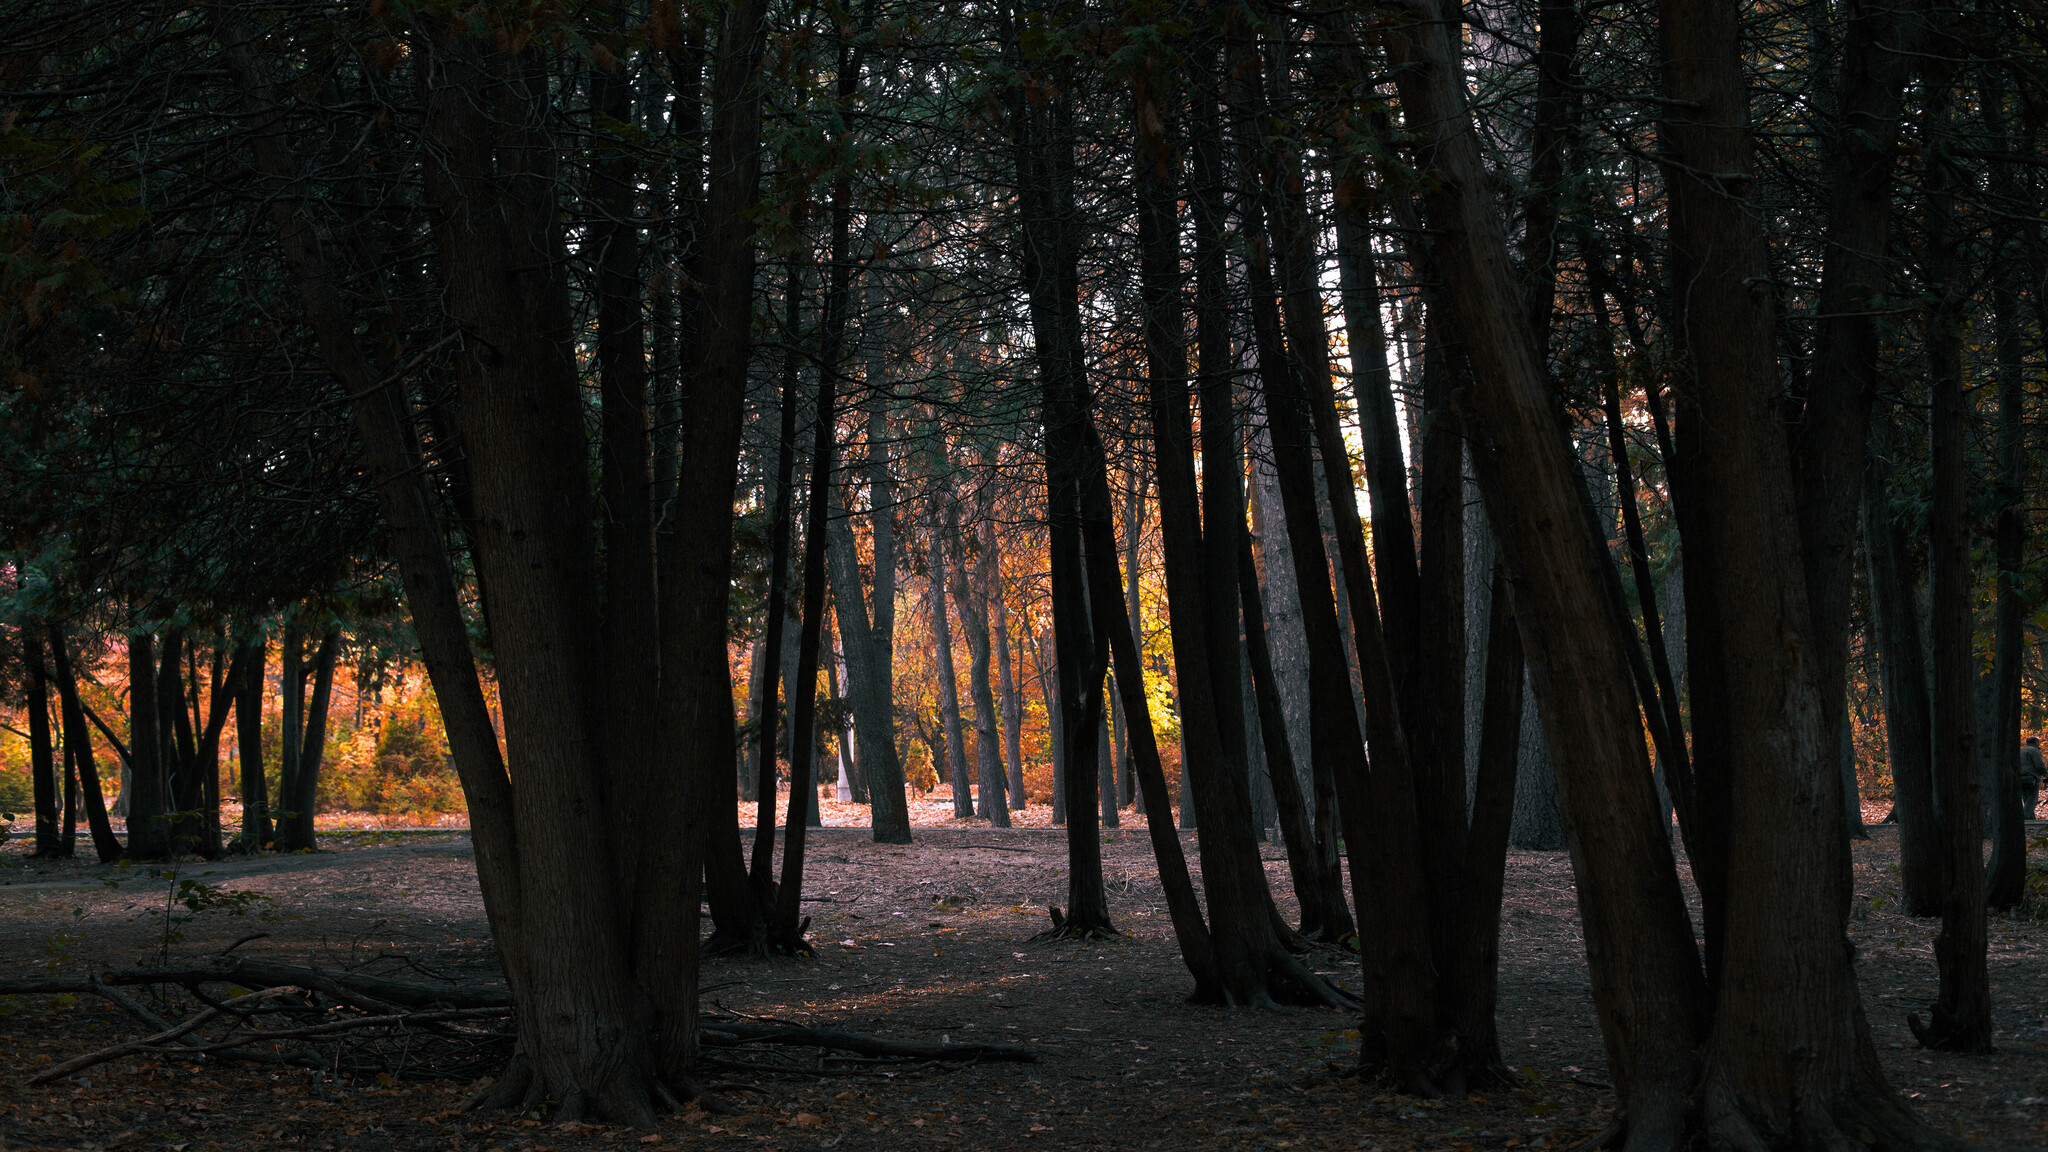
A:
[0,814,2043,1151]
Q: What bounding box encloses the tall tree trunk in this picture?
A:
[1002,0,1109,936]
[25,626,61,857]
[1451,562,1526,1081]
[1792,0,1927,870]
[955,514,1011,826]
[1382,0,1709,1133]
[1909,78,1992,1053]
[126,632,170,859]
[750,264,805,891]
[1239,30,1435,1071]
[767,272,840,952]
[1982,76,2029,911]
[929,523,974,819]
[591,20,664,947]
[1863,415,1938,913]
[1654,0,1946,1138]
[218,10,538,1098]
[48,623,120,861]
[993,565,1027,807]
[420,25,670,1116]
[275,629,337,853]
[233,627,270,850]
[1239,535,1350,941]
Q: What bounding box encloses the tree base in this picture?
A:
[463,1053,732,1127]
[1033,905,1120,941]
[1906,1008,1994,1053]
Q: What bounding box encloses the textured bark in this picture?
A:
[767,271,839,952]
[1382,0,1708,1134]
[419,22,677,1115]
[1863,416,1939,915]
[1792,0,1927,871]
[275,629,336,855]
[993,568,1027,807]
[126,632,169,860]
[25,627,61,857]
[1654,0,1945,1141]
[1240,535,1351,941]
[953,511,1011,826]
[1910,81,1992,1054]
[749,276,804,889]
[219,11,535,1093]
[48,624,121,862]
[1451,563,1525,1082]
[1983,87,2029,910]
[929,522,975,819]
[1125,41,1226,997]
[591,24,662,934]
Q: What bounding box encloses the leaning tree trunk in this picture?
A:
[1382,0,1710,1137]
[48,623,121,862]
[24,626,62,858]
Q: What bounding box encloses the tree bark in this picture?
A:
[993,562,1027,807]
[48,623,120,862]
[955,514,1011,825]
[1910,77,1992,1053]
[928,521,974,819]
[25,626,62,857]
[1381,0,1709,1134]
[275,628,336,854]
[232,626,270,851]
[1863,416,1939,914]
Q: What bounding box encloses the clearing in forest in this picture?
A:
[0,827,2042,1150]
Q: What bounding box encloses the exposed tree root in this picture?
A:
[1906,1008,1994,1053]
[1033,905,1120,941]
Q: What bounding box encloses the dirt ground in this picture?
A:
[1,809,2044,1151]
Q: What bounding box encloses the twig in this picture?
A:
[29,987,293,1084]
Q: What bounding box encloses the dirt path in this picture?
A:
[1,826,2042,1151]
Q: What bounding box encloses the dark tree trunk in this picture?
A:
[1001,0,1109,937]
[48,623,120,862]
[993,566,1027,807]
[1910,79,1992,1053]
[750,263,805,891]
[25,626,62,857]
[954,515,1011,826]
[126,632,170,860]
[1792,0,1926,872]
[929,523,974,819]
[275,628,337,854]
[1863,416,1939,914]
[1656,0,1945,1139]
[1239,31,1436,1070]
[419,23,680,1114]
[233,627,270,850]
[1239,535,1351,942]
[1449,562,1525,1082]
[591,18,663,941]
[217,10,547,1100]
[1983,82,2030,911]
[1383,0,1708,1134]
[767,268,839,952]
[823,284,912,843]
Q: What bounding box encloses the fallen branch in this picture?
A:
[700,1022,1035,1063]
[29,987,294,1084]
[99,960,511,1010]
